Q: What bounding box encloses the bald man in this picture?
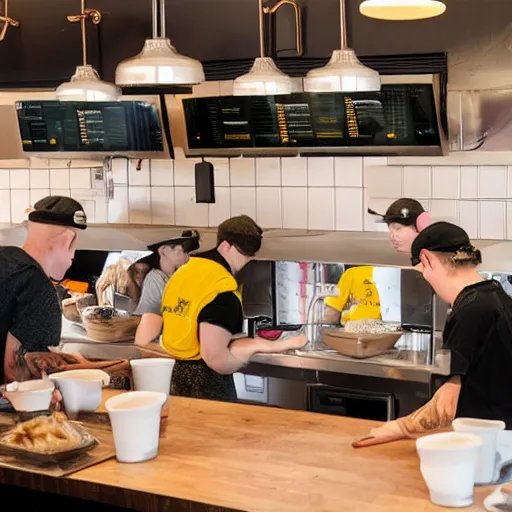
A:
[0,196,87,383]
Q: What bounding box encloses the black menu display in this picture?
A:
[16,101,164,152]
[183,84,440,151]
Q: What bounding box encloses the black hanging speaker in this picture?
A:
[194,160,215,203]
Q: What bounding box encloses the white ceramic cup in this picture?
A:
[130,358,174,396]
[452,417,506,484]
[416,431,483,508]
[105,391,167,463]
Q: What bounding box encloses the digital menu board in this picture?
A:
[183,84,440,150]
[16,100,164,152]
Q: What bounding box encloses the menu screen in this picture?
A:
[183,84,440,150]
[16,100,164,152]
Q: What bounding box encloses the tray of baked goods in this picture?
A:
[0,412,115,477]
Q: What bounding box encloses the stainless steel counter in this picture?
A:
[251,348,450,384]
[60,319,449,384]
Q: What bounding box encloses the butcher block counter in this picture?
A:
[0,391,493,511]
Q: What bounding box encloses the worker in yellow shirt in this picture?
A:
[136,215,306,402]
[324,266,381,325]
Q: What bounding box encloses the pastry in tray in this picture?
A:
[0,412,97,460]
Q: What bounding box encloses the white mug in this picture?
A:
[452,417,506,484]
[416,431,483,507]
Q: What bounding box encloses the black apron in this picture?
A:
[170,359,237,402]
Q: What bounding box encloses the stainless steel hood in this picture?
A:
[447,88,512,151]
[1,223,510,272]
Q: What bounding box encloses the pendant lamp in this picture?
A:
[233,0,293,96]
[304,0,380,93]
[115,0,204,87]
[359,0,446,21]
[56,0,120,101]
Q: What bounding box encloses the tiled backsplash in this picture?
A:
[2,156,512,240]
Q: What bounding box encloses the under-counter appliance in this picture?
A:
[307,385,396,421]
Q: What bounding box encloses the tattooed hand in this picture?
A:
[352,377,461,448]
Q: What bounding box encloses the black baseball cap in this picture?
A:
[148,230,200,254]
[217,215,263,257]
[368,198,425,226]
[28,196,87,230]
[411,222,473,266]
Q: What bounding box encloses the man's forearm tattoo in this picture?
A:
[397,381,461,437]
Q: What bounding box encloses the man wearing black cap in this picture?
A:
[0,196,87,383]
[354,221,512,447]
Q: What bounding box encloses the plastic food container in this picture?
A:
[321,327,403,359]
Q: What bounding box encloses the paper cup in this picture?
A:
[416,432,483,508]
[452,418,506,484]
[130,358,174,395]
[105,391,167,463]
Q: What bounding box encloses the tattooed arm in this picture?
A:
[3,333,32,383]
[352,376,461,448]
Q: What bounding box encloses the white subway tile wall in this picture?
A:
[1,158,512,240]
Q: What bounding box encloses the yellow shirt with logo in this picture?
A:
[324,266,381,324]
[160,257,239,360]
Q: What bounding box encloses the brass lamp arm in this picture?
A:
[0,0,20,42]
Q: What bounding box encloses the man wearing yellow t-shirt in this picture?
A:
[324,266,382,325]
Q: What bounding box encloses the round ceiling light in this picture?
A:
[115,39,205,86]
[304,49,380,93]
[359,0,446,21]
[233,57,292,96]
[56,65,120,102]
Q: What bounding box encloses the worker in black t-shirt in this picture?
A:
[0,196,87,384]
[353,221,512,447]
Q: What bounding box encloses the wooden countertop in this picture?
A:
[0,390,494,512]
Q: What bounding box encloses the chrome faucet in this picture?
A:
[305,284,340,351]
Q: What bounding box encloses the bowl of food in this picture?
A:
[61,293,97,324]
[81,306,141,342]
[322,319,403,359]
[2,378,55,412]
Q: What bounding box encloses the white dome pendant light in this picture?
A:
[56,0,120,101]
[233,0,293,96]
[304,0,380,93]
[115,0,204,87]
[359,0,446,21]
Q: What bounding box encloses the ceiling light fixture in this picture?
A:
[115,0,204,87]
[304,0,380,93]
[233,0,300,96]
[359,0,446,21]
[56,0,120,101]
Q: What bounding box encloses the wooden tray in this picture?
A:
[322,328,403,359]
[0,414,115,477]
